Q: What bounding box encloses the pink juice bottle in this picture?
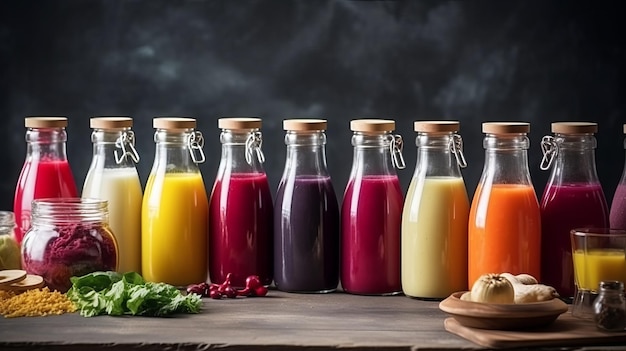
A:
[341,119,405,295]
[13,117,78,243]
[610,124,626,230]
[539,122,609,299]
[209,117,273,288]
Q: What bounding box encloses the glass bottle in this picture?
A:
[13,117,78,243]
[21,198,118,293]
[468,122,541,285]
[82,117,143,274]
[610,124,626,230]
[274,119,339,293]
[341,119,405,295]
[402,121,469,299]
[0,211,21,270]
[142,117,208,286]
[593,280,626,331]
[540,122,609,299]
[209,117,273,288]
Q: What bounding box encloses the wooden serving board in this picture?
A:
[445,313,626,349]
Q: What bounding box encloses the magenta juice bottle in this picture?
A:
[610,124,626,230]
[341,119,405,295]
[274,120,339,293]
[209,118,273,288]
[539,122,609,299]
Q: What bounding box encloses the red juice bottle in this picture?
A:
[610,124,626,230]
[540,122,609,299]
[209,117,273,288]
[13,117,78,243]
[341,119,405,295]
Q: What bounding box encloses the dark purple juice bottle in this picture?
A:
[274,119,339,293]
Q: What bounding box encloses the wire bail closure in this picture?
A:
[245,131,265,165]
[540,135,557,171]
[389,134,406,170]
[188,131,206,164]
[450,134,467,168]
[114,130,140,164]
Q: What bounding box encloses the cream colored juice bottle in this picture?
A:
[82,117,142,274]
[401,121,469,299]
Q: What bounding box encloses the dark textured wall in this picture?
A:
[1,0,624,211]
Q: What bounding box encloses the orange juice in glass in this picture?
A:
[570,228,626,319]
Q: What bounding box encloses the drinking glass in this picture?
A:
[570,228,626,319]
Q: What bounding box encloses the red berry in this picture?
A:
[209,290,223,299]
[223,286,237,298]
[245,275,262,289]
[253,285,268,297]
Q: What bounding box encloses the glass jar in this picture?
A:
[341,119,405,295]
[0,211,21,270]
[468,122,541,285]
[274,119,339,293]
[209,117,273,288]
[13,117,78,243]
[82,117,143,274]
[402,121,469,299]
[21,198,118,292]
[540,122,609,299]
[593,280,626,331]
[142,117,208,286]
[610,124,626,230]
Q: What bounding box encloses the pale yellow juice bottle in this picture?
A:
[401,121,469,299]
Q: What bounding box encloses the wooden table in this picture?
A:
[0,290,623,350]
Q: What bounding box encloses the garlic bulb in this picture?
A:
[470,273,515,303]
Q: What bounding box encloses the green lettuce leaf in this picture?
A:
[66,271,202,317]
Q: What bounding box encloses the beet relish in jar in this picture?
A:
[21,198,118,292]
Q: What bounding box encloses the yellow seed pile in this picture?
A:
[0,287,76,318]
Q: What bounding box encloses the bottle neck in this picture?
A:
[90,128,139,169]
[350,132,403,177]
[152,128,203,174]
[544,133,601,184]
[481,133,532,185]
[26,127,68,162]
[0,211,16,236]
[217,129,266,174]
[282,131,329,178]
[413,132,465,178]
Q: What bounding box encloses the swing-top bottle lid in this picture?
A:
[482,122,529,134]
[414,120,459,133]
[350,119,395,132]
[283,119,327,131]
[551,122,597,134]
[25,117,68,128]
[153,117,196,129]
[218,117,262,130]
[90,117,133,129]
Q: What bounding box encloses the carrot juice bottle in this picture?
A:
[142,117,208,286]
[468,122,541,285]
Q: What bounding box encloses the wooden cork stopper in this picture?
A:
[153,117,196,129]
[218,117,262,130]
[90,117,133,129]
[283,119,327,131]
[350,119,395,132]
[25,117,68,128]
[551,122,598,134]
[482,122,530,134]
[414,121,460,133]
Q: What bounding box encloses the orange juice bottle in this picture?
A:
[142,117,209,286]
[468,122,541,285]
